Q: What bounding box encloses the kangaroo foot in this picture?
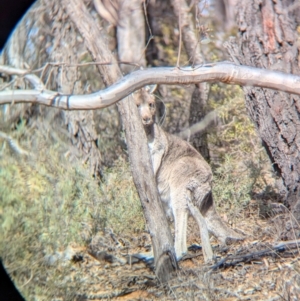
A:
[205,209,245,245]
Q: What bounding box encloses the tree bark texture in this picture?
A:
[2,0,102,177]
[171,0,210,161]
[227,0,300,226]
[117,0,147,73]
[62,0,177,282]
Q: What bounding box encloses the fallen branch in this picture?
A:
[1,62,300,109]
[211,240,300,270]
[0,131,29,156]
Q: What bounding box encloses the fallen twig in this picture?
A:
[211,240,300,270]
[0,131,29,156]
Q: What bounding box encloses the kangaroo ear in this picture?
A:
[145,84,157,94]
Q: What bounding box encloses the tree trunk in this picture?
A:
[48,2,102,177]
[171,0,243,242]
[116,0,146,73]
[227,0,300,230]
[171,0,210,161]
[62,0,177,282]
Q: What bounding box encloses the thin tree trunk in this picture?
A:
[171,0,210,161]
[116,0,146,73]
[48,2,102,177]
[226,0,300,232]
[62,0,177,282]
[171,0,243,243]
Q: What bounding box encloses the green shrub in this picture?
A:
[0,118,143,300]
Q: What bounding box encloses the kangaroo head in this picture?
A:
[133,85,157,127]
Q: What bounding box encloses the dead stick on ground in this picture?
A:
[211,240,300,270]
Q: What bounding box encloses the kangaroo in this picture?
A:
[133,86,244,262]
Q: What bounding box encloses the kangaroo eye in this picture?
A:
[149,103,155,108]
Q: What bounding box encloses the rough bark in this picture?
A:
[48,2,102,177]
[171,0,210,162]
[226,0,300,228]
[62,0,177,282]
[116,0,146,73]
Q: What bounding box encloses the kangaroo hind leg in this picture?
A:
[200,190,245,245]
[189,187,213,263]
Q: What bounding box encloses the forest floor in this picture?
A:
[62,205,300,301]
[1,86,299,301]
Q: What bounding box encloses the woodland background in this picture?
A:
[0,0,300,300]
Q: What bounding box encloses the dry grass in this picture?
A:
[1,79,294,301]
[0,110,144,300]
[1,91,300,300]
[1,2,298,299]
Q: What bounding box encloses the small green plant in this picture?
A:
[100,158,145,234]
[208,83,275,220]
[212,155,253,216]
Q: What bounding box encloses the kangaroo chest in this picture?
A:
[147,135,172,216]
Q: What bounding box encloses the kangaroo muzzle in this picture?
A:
[140,106,154,126]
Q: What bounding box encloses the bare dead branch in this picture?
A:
[0,65,28,76]
[211,240,300,270]
[137,1,154,67]
[32,61,142,72]
[176,11,182,68]
[172,0,204,66]
[93,0,119,26]
[179,109,217,138]
[1,62,300,110]
[24,74,45,90]
[0,65,45,89]
[0,131,29,156]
